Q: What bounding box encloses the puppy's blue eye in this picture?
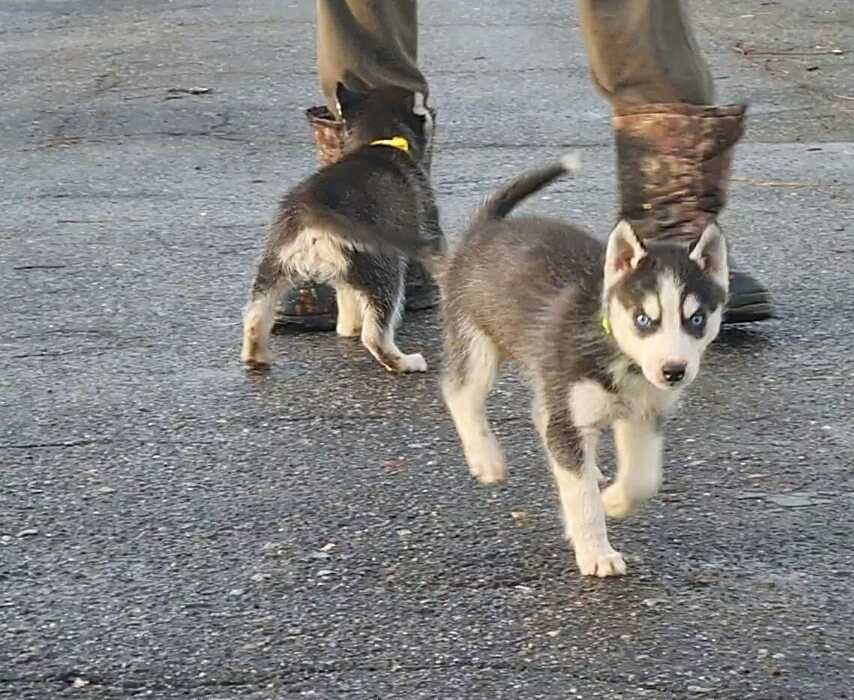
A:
[689,312,706,327]
[635,313,652,329]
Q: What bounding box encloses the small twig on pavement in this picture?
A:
[731,177,818,188]
[166,86,213,100]
[733,41,846,57]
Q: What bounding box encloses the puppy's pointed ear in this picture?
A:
[689,222,729,292]
[335,82,364,119]
[604,220,647,289]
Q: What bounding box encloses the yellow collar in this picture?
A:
[370,136,410,154]
[601,317,611,335]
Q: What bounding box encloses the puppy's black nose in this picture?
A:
[662,362,687,385]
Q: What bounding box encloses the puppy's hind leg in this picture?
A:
[241,253,289,368]
[359,263,427,373]
[335,284,365,337]
[441,323,506,484]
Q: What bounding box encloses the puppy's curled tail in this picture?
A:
[475,152,581,224]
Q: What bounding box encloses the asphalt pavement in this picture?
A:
[2,1,853,698]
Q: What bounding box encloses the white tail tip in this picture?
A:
[560,152,582,174]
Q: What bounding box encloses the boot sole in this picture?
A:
[403,285,441,312]
[273,313,336,333]
[723,295,774,324]
[273,287,440,333]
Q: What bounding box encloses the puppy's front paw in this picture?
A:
[601,484,635,519]
[575,547,627,578]
[399,353,428,373]
[466,440,507,485]
[470,460,507,485]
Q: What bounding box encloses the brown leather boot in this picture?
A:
[613,103,773,323]
[273,105,440,332]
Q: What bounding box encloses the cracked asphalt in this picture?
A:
[2,1,853,698]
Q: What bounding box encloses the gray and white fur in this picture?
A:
[241,84,444,373]
[433,155,728,577]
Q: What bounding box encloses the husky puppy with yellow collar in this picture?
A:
[241,84,444,373]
